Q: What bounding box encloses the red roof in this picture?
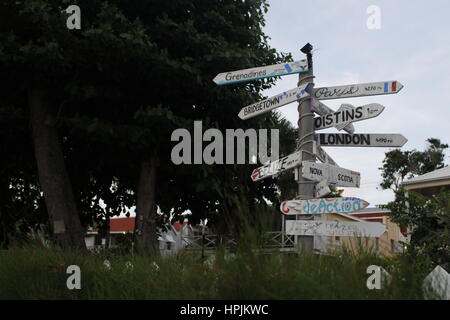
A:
[110,217,135,233]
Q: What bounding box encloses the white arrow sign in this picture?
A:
[314,103,384,131]
[285,220,386,237]
[314,80,403,100]
[312,99,355,133]
[301,161,361,188]
[313,141,338,167]
[251,151,302,182]
[280,197,369,215]
[316,133,408,148]
[315,179,331,198]
[213,60,308,85]
[238,83,312,120]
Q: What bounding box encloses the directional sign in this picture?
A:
[316,133,408,148]
[285,220,386,237]
[251,151,302,182]
[279,197,369,215]
[314,81,403,100]
[238,83,312,120]
[301,161,360,188]
[314,103,384,131]
[213,60,308,85]
[315,179,331,198]
[313,141,338,167]
[312,99,355,134]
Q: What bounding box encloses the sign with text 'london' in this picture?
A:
[238,83,311,120]
[301,161,361,188]
[213,60,308,85]
[280,197,369,215]
[285,220,386,237]
[316,133,408,147]
[314,103,384,131]
[312,99,355,134]
[250,151,302,182]
[314,81,403,100]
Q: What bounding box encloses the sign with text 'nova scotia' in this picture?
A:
[280,197,369,215]
[301,161,361,188]
[314,81,403,100]
[238,83,311,120]
[285,220,386,237]
[213,60,308,85]
[316,133,408,147]
[250,151,302,182]
[314,103,384,131]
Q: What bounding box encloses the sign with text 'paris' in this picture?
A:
[238,83,311,120]
[213,60,308,85]
[314,81,403,100]
[280,197,369,215]
[250,151,302,182]
[286,220,386,237]
[312,99,355,134]
[316,133,408,148]
[314,103,384,131]
[301,161,361,188]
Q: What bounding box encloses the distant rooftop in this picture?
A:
[402,166,450,186]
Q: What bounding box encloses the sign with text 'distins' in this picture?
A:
[285,220,386,237]
[238,83,311,120]
[301,161,360,188]
[280,197,369,215]
[213,60,308,85]
[312,99,355,134]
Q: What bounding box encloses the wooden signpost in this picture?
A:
[316,133,408,148]
[314,103,385,131]
[250,151,302,182]
[314,81,403,100]
[280,197,369,215]
[213,60,308,85]
[238,83,312,120]
[285,220,386,237]
[301,161,361,188]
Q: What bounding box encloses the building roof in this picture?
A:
[110,217,135,233]
[402,166,450,186]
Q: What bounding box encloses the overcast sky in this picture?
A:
[262,0,450,207]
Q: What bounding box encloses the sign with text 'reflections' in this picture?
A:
[238,83,311,120]
[213,60,308,85]
[285,220,386,237]
[301,161,360,188]
[314,81,403,100]
[312,99,355,134]
[316,133,408,148]
[250,151,302,182]
[314,103,384,131]
[312,141,338,167]
[280,197,369,215]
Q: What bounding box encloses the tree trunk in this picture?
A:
[28,88,85,249]
[134,154,159,256]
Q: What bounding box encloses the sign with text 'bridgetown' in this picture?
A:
[213,60,308,85]
[314,81,403,100]
[301,161,361,188]
[238,83,312,120]
[286,220,386,237]
[250,151,302,182]
[280,197,369,215]
[314,103,384,131]
[316,133,408,148]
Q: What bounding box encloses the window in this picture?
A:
[335,236,341,243]
[390,239,395,252]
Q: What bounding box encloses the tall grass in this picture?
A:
[0,239,434,299]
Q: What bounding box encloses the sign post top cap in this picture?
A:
[301,43,313,54]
